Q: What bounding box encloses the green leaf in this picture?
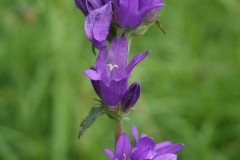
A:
[78,104,106,139]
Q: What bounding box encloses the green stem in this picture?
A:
[115,119,122,145]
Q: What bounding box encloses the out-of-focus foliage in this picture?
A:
[0,0,240,160]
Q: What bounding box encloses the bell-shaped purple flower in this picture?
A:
[104,133,132,160]
[75,1,112,49]
[84,35,149,108]
[131,126,184,160]
[113,0,164,28]
[104,125,184,160]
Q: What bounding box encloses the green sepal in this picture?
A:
[155,19,166,35]
[106,109,123,121]
[78,104,106,138]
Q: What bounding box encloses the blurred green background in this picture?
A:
[1,0,240,159]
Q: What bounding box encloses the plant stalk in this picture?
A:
[115,119,122,145]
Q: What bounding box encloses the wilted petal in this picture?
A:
[126,51,149,75]
[153,154,177,160]
[84,69,101,80]
[85,2,112,49]
[108,35,128,80]
[121,82,141,112]
[131,125,139,143]
[104,149,115,160]
[155,144,184,156]
[116,133,131,159]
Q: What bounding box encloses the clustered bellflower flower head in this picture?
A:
[104,126,184,160]
[84,35,149,112]
[75,0,164,49]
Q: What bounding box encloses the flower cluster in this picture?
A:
[75,0,164,49]
[104,126,184,160]
[75,0,185,159]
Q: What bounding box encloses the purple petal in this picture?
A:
[75,0,88,15]
[126,51,149,75]
[86,0,105,13]
[104,149,115,160]
[115,133,131,159]
[117,0,164,28]
[153,154,177,160]
[100,79,127,107]
[154,141,173,150]
[95,47,112,84]
[93,3,112,41]
[155,144,184,156]
[121,82,141,112]
[89,66,102,97]
[131,125,139,143]
[91,80,102,98]
[117,0,139,28]
[132,137,155,160]
[136,137,155,149]
[138,0,164,22]
[84,69,101,80]
[96,47,107,73]
[145,150,156,159]
[85,2,112,49]
[108,35,128,80]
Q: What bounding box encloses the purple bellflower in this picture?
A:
[84,35,149,111]
[104,126,184,160]
[75,0,112,49]
[113,0,165,28]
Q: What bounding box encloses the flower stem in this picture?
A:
[115,119,122,145]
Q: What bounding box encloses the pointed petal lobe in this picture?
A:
[103,149,115,160]
[155,144,184,156]
[126,51,150,75]
[116,133,131,159]
[131,125,139,143]
[84,69,101,80]
[154,154,177,160]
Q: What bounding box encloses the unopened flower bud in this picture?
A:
[121,82,141,113]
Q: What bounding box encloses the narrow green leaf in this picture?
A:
[78,104,106,139]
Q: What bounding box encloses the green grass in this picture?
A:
[0,0,240,159]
